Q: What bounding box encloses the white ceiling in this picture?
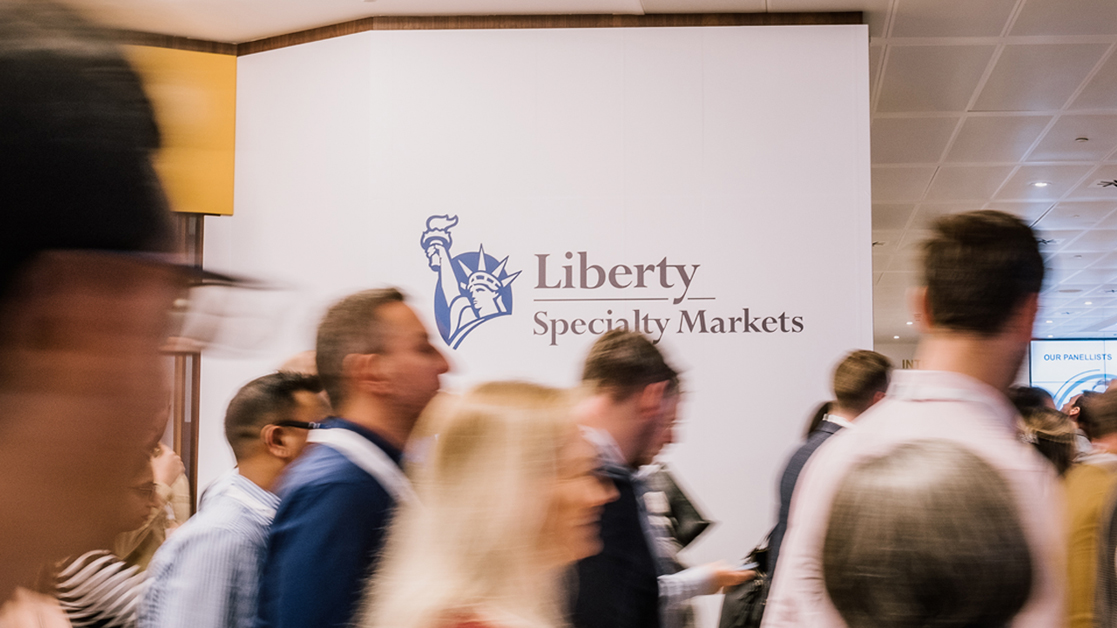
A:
[63,0,1117,345]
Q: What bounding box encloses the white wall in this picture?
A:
[200,24,871,625]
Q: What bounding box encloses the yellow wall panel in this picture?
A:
[126,46,236,216]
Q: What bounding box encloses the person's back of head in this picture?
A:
[1008,385,1057,415]
[364,381,611,628]
[1020,408,1076,476]
[823,439,1032,628]
[0,0,171,296]
[831,350,892,418]
[1085,389,1117,442]
[315,288,406,411]
[224,371,328,465]
[1073,390,1102,440]
[582,329,679,401]
[921,211,1043,336]
[0,1,178,601]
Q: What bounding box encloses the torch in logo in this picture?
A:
[421,215,520,349]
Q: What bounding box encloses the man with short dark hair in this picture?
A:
[0,0,184,604]
[573,329,682,628]
[768,350,891,577]
[140,371,327,628]
[255,289,449,628]
[763,211,1064,627]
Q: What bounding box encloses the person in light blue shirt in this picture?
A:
[139,371,329,628]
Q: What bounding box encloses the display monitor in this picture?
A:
[1029,339,1115,409]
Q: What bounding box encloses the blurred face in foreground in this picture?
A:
[542,432,619,565]
[0,251,181,597]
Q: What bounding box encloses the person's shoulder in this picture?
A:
[278,445,385,494]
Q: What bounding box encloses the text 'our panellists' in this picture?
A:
[533,309,805,346]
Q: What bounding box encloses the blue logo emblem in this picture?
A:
[421,215,521,349]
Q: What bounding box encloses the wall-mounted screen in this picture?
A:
[1029,340,1115,408]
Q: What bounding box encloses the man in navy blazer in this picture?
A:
[572,330,681,628]
[768,350,892,577]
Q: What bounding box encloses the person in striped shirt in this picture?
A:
[138,371,329,628]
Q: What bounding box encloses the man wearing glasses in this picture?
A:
[139,372,328,628]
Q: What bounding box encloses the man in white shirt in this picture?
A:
[762,210,1065,628]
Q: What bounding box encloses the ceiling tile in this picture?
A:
[994,164,1095,200]
[1010,0,1117,36]
[1036,201,1117,230]
[973,44,1110,112]
[872,204,916,230]
[869,45,883,93]
[871,117,960,164]
[1065,165,1117,200]
[924,165,1015,201]
[876,271,921,288]
[768,0,891,38]
[1035,229,1081,252]
[1065,267,1117,284]
[986,201,1057,223]
[1048,251,1106,270]
[871,230,905,257]
[891,0,1016,38]
[1028,115,1117,162]
[1072,53,1117,110]
[1063,229,1117,252]
[1091,252,1117,269]
[877,46,997,113]
[1096,208,1117,228]
[911,202,985,228]
[872,166,937,202]
[945,115,1052,163]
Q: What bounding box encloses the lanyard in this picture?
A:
[308,428,416,503]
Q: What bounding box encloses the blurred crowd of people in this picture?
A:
[5,3,1117,628]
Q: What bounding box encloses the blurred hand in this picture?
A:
[709,561,757,591]
[152,443,184,487]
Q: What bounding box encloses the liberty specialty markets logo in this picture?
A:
[421,215,521,349]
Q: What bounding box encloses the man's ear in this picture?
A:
[636,381,669,418]
[910,286,932,332]
[1006,292,1039,342]
[342,352,390,397]
[260,425,295,460]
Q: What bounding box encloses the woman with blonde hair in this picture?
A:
[361,381,617,628]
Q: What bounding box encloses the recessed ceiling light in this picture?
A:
[1032,181,1051,188]
[1086,301,1093,305]
[906,321,913,325]
[1048,335,1054,338]
[893,335,899,339]
[1046,320,1053,323]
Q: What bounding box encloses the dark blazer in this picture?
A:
[768,420,844,578]
[572,470,660,628]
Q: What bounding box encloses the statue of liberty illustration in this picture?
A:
[421,215,521,349]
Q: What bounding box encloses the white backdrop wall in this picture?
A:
[201,24,871,625]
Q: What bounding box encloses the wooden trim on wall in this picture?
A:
[238,12,861,56]
[112,29,237,55]
[113,12,863,57]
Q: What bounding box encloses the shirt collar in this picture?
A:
[823,414,856,429]
[580,425,629,472]
[228,470,281,511]
[322,417,405,466]
[885,370,1019,433]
